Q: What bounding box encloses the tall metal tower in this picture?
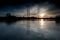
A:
[26,7,31,40]
[27,7,30,17]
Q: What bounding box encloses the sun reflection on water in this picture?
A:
[39,19,45,29]
[40,19,44,25]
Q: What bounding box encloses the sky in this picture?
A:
[0,0,60,17]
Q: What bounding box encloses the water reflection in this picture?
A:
[39,19,44,25]
[39,19,45,29]
[30,19,60,40]
[0,19,60,40]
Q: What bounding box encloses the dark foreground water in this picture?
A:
[0,19,60,40]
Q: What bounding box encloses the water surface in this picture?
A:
[0,19,60,40]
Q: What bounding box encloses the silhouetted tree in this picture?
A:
[6,13,11,17]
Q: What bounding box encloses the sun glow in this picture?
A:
[40,13,45,17]
[38,8,48,18]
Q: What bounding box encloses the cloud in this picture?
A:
[0,1,60,17]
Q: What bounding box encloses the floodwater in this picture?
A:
[0,19,60,40]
